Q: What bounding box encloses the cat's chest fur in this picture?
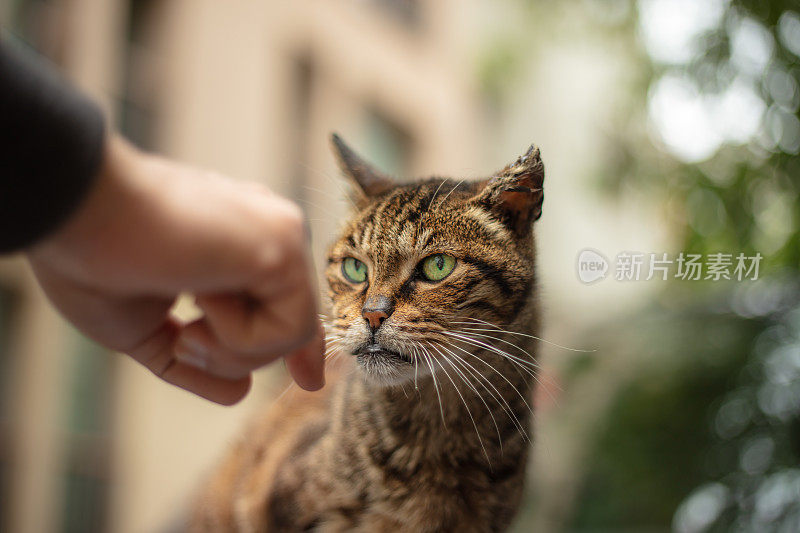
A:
[236,370,529,531]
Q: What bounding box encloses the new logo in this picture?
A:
[576,248,609,284]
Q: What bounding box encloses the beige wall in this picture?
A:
[0,260,68,533]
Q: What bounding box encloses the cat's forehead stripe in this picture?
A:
[376,186,437,251]
[340,180,517,260]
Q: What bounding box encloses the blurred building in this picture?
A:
[0,0,668,532]
[0,1,486,532]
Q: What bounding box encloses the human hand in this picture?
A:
[26,135,325,405]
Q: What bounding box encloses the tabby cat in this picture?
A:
[190,134,545,532]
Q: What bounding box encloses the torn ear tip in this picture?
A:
[524,144,541,159]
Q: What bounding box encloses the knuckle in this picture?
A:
[237,328,270,353]
[272,199,305,242]
[290,314,319,349]
[253,200,308,278]
[288,314,317,344]
[243,314,316,355]
[278,200,305,232]
[277,203,307,253]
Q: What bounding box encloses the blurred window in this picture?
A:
[368,0,421,28]
[5,0,68,62]
[0,287,16,530]
[288,55,315,204]
[119,0,162,150]
[59,335,112,533]
[361,108,414,178]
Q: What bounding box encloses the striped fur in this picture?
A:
[190,138,545,532]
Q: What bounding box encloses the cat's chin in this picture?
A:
[354,348,421,387]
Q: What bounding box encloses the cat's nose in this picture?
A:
[362,296,394,331]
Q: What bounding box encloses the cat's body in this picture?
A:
[191,136,545,532]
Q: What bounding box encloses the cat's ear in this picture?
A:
[331,133,394,201]
[472,145,544,235]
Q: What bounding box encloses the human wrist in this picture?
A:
[26,135,146,275]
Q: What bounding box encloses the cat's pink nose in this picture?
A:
[363,309,389,330]
[362,295,394,331]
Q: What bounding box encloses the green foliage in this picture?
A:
[476,38,526,108]
[570,303,767,530]
[605,1,800,270]
[569,0,800,531]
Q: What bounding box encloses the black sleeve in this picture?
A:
[0,38,106,253]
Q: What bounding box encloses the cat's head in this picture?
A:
[325,134,544,386]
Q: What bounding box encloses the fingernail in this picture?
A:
[176,344,209,370]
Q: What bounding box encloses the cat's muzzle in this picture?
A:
[354,343,413,366]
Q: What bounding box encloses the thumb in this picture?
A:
[126,317,252,405]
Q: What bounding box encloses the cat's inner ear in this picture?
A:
[472,144,544,235]
[331,133,394,200]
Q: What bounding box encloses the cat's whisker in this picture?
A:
[440,337,538,415]
[444,331,562,410]
[434,341,516,410]
[298,198,345,223]
[455,329,539,363]
[426,179,449,211]
[324,350,342,361]
[445,332,547,398]
[323,337,345,359]
[461,326,593,356]
[411,344,420,392]
[449,329,538,384]
[413,342,447,429]
[435,178,466,209]
[427,341,505,453]
[445,335,539,378]
[272,382,297,405]
[437,338,532,441]
[425,342,492,466]
[323,340,343,351]
[451,317,595,353]
[443,344,538,448]
[298,163,358,210]
[435,340,529,429]
[443,331,540,373]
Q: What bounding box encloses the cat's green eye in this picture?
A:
[342,257,368,283]
[420,254,456,282]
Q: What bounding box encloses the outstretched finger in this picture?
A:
[284,321,326,391]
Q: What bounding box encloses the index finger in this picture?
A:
[284,320,326,391]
